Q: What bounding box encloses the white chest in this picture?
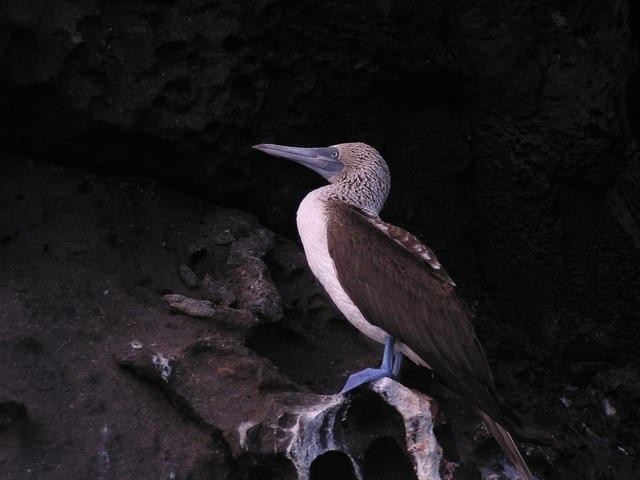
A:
[295,190,429,368]
[296,189,389,345]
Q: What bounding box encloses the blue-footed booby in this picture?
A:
[253,142,534,480]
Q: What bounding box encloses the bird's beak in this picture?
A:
[252,143,344,180]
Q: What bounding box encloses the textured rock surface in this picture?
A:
[1,0,640,478]
[239,378,441,480]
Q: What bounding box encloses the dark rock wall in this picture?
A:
[1,0,640,478]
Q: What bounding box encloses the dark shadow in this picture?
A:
[627,0,640,138]
[363,436,416,480]
[339,390,407,451]
[627,64,640,139]
[245,322,315,387]
[248,455,297,480]
[310,451,357,480]
[244,319,374,394]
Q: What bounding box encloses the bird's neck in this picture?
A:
[320,173,389,215]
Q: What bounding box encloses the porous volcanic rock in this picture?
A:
[239,378,442,480]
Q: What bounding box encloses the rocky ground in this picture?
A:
[2,0,640,479]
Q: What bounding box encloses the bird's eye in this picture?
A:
[331,151,339,158]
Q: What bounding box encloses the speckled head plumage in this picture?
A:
[252,141,391,215]
[329,142,391,214]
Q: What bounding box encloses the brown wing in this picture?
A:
[326,202,515,427]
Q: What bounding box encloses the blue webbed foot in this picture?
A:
[340,337,404,394]
[340,367,394,393]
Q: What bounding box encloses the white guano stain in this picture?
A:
[98,424,110,480]
[603,398,616,416]
[152,353,172,382]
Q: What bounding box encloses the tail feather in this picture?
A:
[478,410,534,480]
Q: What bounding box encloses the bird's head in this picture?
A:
[253,141,390,213]
[330,143,390,184]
